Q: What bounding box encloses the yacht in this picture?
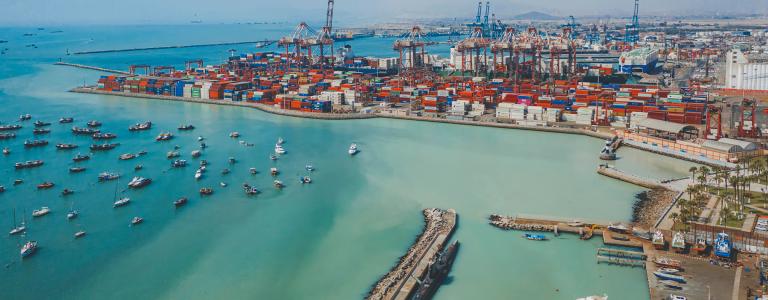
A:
[155,133,173,141]
[348,143,358,155]
[274,144,286,154]
[229,132,240,138]
[191,150,201,158]
[270,167,279,176]
[33,120,51,127]
[98,172,120,181]
[299,176,312,184]
[195,170,203,180]
[9,209,26,235]
[131,217,143,226]
[66,210,78,220]
[73,154,90,162]
[178,124,195,131]
[127,177,151,188]
[20,241,38,258]
[119,153,136,160]
[167,151,180,159]
[128,121,152,131]
[19,114,32,121]
[305,164,315,172]
[86,120,102,127]
[92,132,117,140]
[37,182,54,189]
[56,143,78,150]
[32,207,51,217]
[171,160,187,168]
[113,197,130,208]
[0,133,16,140]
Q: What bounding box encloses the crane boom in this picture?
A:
[325,0,334,33]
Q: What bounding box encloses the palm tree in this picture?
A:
[670,212,680,226]
[721,206,732,227]
[689,166,698,184]
[700,166,711,187]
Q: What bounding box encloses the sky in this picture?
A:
[0,0,766,26]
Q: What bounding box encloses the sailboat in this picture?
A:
[9,209,26,235]
[67,203,79,220]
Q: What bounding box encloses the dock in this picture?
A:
[54,62,131,75]
[596,248,647,267]
[597,165,670,190]
[489,214,643,248]
[367,208,457,300]
[70,40,277,55]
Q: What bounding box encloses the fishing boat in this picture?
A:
[119,153,136,160]
[274,144,286,154]
[90,143,119,151]
[200,160,208,166]
[15,160,44,169]
[20,241,37,258]
[9,209,26,235]
[221,168,231,175]
[13,179,23,185]
[220,182,228,187]
[654,257,683,269]
[194,170,203,180]
[33,120,51,127]
[113,197,130,208]
[191,150,201,158]
[714,232,732,259]
[59,117,74,124]
[19,114,32,121]
[131,217,143,225]
[174,197,188,208]
[299,176,312,184]
[270,167,279,176]
[86,120,102,127]
[199,188,213,195]
[0,133,15,139]
[167,151,180,159]
[171,159,187,168]
[0,124,22,131]
[652,230,665,249]
[249,168,258,175]
[229,132,240,138]
[653,271,686,283]
[73,153,90,162]
[671,232,686,252]
[178,124,195,131]
[74,231,86,238]
[523,233,548,241]
[659,268,681,275]
[692,239,707,255]
[32,207,51,217]
[23,139,48,148]
[348,143,358,155]
[71,126,99,135]
[128,121,152,131]
[37,182,54,189]
[134,164,143,171]
[32,128,50,135]
[155,133,173,141]
[66,210,78,220]
[61,189,74,196]
[56,143,78,150]
[127,177,151,189]
[92,132,117,140]
[273,180,284,189]
[242,183,260,195]
[305,164,315,172]
[2,147,9,155]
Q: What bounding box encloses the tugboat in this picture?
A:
[69,167,86,173]
[270,167,279,176]
[299,176,312,184]
[229,132,240,138]
[714,232,732,259]
[671,232,686,253]
[171,160,187,168]
[90,143,119,151]
[155,133,173,141]
[15,160,44,169]
[37,182,54,189]
[59,117,74,124]
[411,240,460,300]
[56,143,78,150]
[113,197,130,208]
[128,121,152,131]
[273,180,285,189]
[127,177,151,189]
[74,231,86,238]
[0,133,15,139]
[130,216,143,226]
[199,188,213,196]
[178,124,195,131]
[20,241,37,258]
[33,120,51,127]
[174,197,188,208]
[32,128,50,135]
[71,126,99,135]
[0,124,22,131]
[92,132,117,140]
[19,114,32,121]
[73,153,90,162]
[32,207,51,217]
[119,153,136,160]
[98,172,120,182]
[61,189,74,196]
[348,143,358,155]
[523,233,548,241]
[167,151,180,159]
[23,139,48,148]
[86,120,102,127]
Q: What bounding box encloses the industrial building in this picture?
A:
[726,49,768,91]
[619,47,659,74]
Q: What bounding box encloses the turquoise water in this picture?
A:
[0,25,696,299]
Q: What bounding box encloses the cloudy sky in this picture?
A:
[1,0,766,25]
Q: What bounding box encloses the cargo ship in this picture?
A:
[411,240,460,300]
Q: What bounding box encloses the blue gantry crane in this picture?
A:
[624,0,640,45]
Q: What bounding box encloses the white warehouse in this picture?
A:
[726,49,768,91]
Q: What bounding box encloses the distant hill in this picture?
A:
[511,11,561,21]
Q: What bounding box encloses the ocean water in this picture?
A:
[0,25,696,299]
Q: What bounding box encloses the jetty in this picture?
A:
[367,208,457,300]
[489,214,643,248]
[55,62,131,75]
[597,165,670,190]
[70,40,277,55]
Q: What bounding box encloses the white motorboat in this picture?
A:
[195,170,203,180]
[348,143,358,155]
[32,207,50,217]
[113,197,130,208]
[274,144,286,154]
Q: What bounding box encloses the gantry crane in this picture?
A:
[393,26,437,84]
[129,64,150,75]
[456,27,491,76]
[705,105,723,140]
[278,22,318,71]
[152,66,175,76]
[738,99,760,138]
[185,59,204,71]
[490,28,516,78]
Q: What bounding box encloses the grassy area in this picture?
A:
[708,187,768,204]
[719,217,745,228]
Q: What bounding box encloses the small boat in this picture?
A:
[654,257,683,269]
[32,128,50,135]
[199,188,213,195]
[194,170,203,180]
[270,154,278,161]
[127,177,151,188]
[23,139,48,148]
[2,147,9,155]
[56,143,78,150]
[59,117,74,124]
[92,132,117,140]
[13,179,23,185]
[229,132,240,138]
[228,157,236,164]
[71,126,99,135]
[19,114,32,121]
[523,233,548,241]
[90,143,119,151]
[0,186,4,193]
[299,176,312,184]
[20,241,37,258]
[73,154,90,162]
[348,143,358,155]
[137,150,147,156]
[250,168,258,175]
[131,216,143,225]
[167,151,180,159]
[659,268,681,275]
[220,182,228,187]
[653,271,686,283]
[652,231,665,249]
[692,239,707,254]
[74,231,86,238]
[221,168,231,175]
[178,125,195,131]
[86,120,102,127]
[0,124,23,131]
[270,167,279,176]
[197,136,204,141]
[69,167,86,173]
[66,210,78,220]
[660,281,684,290]
[244,185,260,195]
[576,295,608,300]
[134,164,143,171]
[37,182,54,189]
[200,160,208,166]
[0,133,15,140]
[128,121,152,131]
[98,172,120,182]
[274,145,286,154]
[273,180,284,189]
[174,197,188,207]
[171,159,187,168]
[32,207,51,217]
[119,153,136,160]
[8,209,25,235]
[277,137,284,145]
[113,197,130,208]
[191,150,201,158]
[33,120,51,127]
[15,160,44,169]
[714,232,732,259]
[155,133,173,141]
[305,164,315,172]
[200,142,207,149]
[61,189,74,196]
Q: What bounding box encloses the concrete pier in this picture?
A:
[597,165,669,190]
[367,208,457,300]
[55,62,131,75]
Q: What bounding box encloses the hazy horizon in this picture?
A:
[1,0,767,26]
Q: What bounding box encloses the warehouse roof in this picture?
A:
[636,119,697,134]
[702,140,741,153]
[717,138,760,152]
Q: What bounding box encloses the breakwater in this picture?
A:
[54,62,132,75]
[597,165,669,190]
[366,208,457,300]
[71,40,277,55]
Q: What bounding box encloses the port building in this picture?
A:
[726,49,768,91]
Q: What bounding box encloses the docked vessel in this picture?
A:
[37,182,54,189]
[128,121,152,131]
[652,230,665,249]
[0,124,22,131]
[90,143,119,151]
[32,207,51,217]
[654,257,682,269]
[20,241,37,258]
[692,239,707,255]
[73,153,90,162]
[348,143,358,155]
[0,133,15,139]
[92,132,117,140]
[119,153,136,160]
[155,133,173,141]
[71,126,99,135]
[178,124,195,131]
[171,159,187,168]
[174,197,188,208]
[86,120,102,127]
[653,271,686,283]
[671,232,686,253]
[24,139,48,148]
[127,177,151,189]
[524,233,548,241]
[56,143,78,150]
[59,117,74,124]
[69,167,86,173]
[113,197,130,208]
[412,240,460,300]
[15,160,44,169]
